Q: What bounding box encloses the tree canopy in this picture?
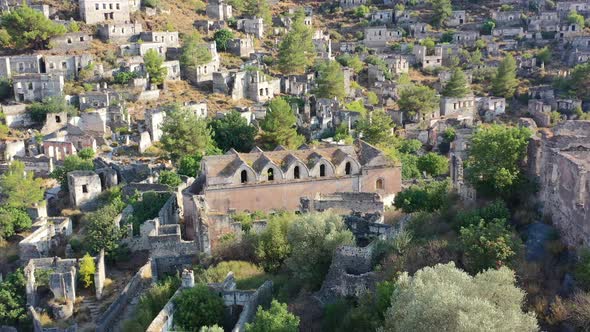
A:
[244,0,272,31]
[431,0,453,28]
[394,180,450,213]
[286,211,355,289]
[79,253,96,288]
[174,285,224,331]
[492,54,518,98]
[210,110,257,152]
[442,68,471,98]
[417,153,448,177]
[397,84,440,117]
[380,263,538,332]
[144,49,167,85]
[0,4,66,50]
[246,300,300,332]
[260,97,305,149]
[0,160,44,208]
[213,29,235,52]
[0,269,28,328]
[160,104,218,161]
[464,124,531,198]
[0,206,32,239]
[567,10,585,28]
[356,109,395,145]
[315,60,346,100]
[278,9,315,74]
[181,33,213,68]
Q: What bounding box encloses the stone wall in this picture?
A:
[95,262,152,332]
[300,192,384,216]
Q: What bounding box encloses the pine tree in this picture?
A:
[492,54,519,98]
[278,9,315,75]
[260,97,305,149]
[442,68,471,98]
[431,0,453,28]
[144,49,166,85]
[315,60,346,100]
[244,0,272,31]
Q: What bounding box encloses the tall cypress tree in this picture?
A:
[442,68,471,98]
[492,54,519,98]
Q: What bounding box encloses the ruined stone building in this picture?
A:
[79,0,132,24]
[227,36,255,58]
[339,0,367,9]
[528,121,590,247]
[212,69,280,102]
[413,45,443,68]
[139,31,180,48]
[13,73,64,102]
[236,17,264,39]
[97,22,143,42]
[363,26,403,48]
[186,140,401,214]
[183,42,220,84]
[206,0,232,20]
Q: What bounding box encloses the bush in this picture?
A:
[113,71,139,85]
[158,170,182,187]
[204,261,266,289]
[394,180,450,213]
[245,300,300,332]
[575,249,590,290]
[174,284,224,331]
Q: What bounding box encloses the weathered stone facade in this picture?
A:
[79,0,131,24]
[528,121,590,247]
[13,74,64,102]
[67,170,102,208]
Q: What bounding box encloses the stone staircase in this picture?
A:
[81,297,102,321]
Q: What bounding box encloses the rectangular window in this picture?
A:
[95,3,99,10]
[116,3,120,9]
[82,185,88,193]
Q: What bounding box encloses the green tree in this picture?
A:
[0,78,12,101]
[356,109,395,145]
[460,218,521,273]
[568,10,585,27]
[464,124,531,197]
[260,97,305,149]
[200,326,224,332]
[181,33,213,69]
[158,170,182,187]
[246,300,300,332]
[79,253,96,288]
[315,60,346,100]
[144,49,167,85]
[394,180,450,213]
[367,91,379,105]
[417,153,448,176]
[27,96,77,122]
[84,203,125,255]
[381,263,538,332]
[174,284,224,331]
[278,9,315,74]
[336,54,364,74]
[244,0,272,31]
[210,111,257,152]
[536,47,552,65]
[430,0,452,28]
[177,152,203,177]
[286,211,355,289]
[442,68,471,98]
[77,148,95,160]
[492,54,519,98]
[255,213,294,273]
[566,63,590,101]
[50,155,94,190]
[160,104,217,161]
[213,29,235,52]
[452,200,510,231]
[0,161,44,208]
[0,4,66,49]
[482,19,496,35]
[0,207,32,239]
[574,248,590,290]
[0,269,28,327]
[397,84,439,117]
[354,5,370,18]
[113,71,139,85]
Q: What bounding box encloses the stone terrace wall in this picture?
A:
[95,262,152,332]
[231,281,273,332]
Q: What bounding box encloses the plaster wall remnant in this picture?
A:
[67,171,102,208]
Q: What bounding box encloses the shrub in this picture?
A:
[173,284,224,331]
[204,261,266,289]
[122,277,180,332]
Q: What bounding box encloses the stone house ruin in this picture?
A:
[236,18,264,39]
[413,45,443,68]
[363,26,403,48]
[206,0,232,20]
[449,128,477,202]
[146,271,272,332]
[19,217,72,261]
[49,32,93,51]
[44,54,96,80]
[183,42,220,85]
[212,69,280,102]
[440,96,476,119]
[79,0,132,24]
[528,121,590,247]
[139,31,180,48]
[67,170,102,208]
[447,10,466,27]
[97,22,143,42]
[339,0,367,9]
[24,251,107,323]
[12,74,64,102]
[227,36,256,58]
[371,9,393,24]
